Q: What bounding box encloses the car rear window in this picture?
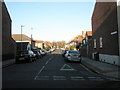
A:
[69,51,80,54]
[17,51,28,55]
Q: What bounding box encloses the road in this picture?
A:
[2,49,119,89]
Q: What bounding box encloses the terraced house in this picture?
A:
[92,1,120,65]
[2,2,16,60]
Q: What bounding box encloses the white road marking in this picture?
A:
[34,55,54,80]
[106,78,120,81]
[71,76,85,80]
[45,61,49,65]
[60,64,76,71]
[53,76,66,80]
[34,66,45,80]
[88,77,104,81]
[48,55,54,61]
[35,76,49,80]
[80,64,93,73]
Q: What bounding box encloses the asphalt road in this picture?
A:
[2,49,120,89]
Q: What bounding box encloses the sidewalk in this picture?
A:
[2,59,15,68]
[82,57,120,80]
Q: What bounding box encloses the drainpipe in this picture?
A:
[117,0,120,66]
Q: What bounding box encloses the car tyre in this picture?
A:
[79,58,82,63]
[29,58,32,63]
[15,59,19,64]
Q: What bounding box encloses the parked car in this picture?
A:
[64,50,81,62]
[62,50,69,57]
[15,50,36,63]
[46,49,51,53]
[33,50,42,59]
[50,48,55,52]
[39,49,46,56]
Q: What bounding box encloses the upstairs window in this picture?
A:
[100,37,103,48]
[94,39,96,48]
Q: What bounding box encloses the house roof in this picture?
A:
[12,34,31,41]
[44,41,53,46]
[86,31,92,36]
[69,35,84,43]
[35,40,43,43]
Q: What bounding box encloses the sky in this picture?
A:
[5,1,95,42]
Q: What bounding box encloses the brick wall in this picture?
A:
[2,2,16,60]
[92,2,117,33]
[92,2,119,56]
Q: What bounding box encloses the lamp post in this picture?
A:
[21,25,24,51]
[31,27,33,50]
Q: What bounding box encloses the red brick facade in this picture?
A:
[92,2,119,55]
[2,2,16,60]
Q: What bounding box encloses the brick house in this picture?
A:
[12,34,36,50]
[34,40,44,49]
[2,2,16,60]
[92,2,119,65]
[80,31,92,58]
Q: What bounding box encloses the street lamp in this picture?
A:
[31,27,33,50]
[21,25,25,51]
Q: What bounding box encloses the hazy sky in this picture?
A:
[5,1,95,42]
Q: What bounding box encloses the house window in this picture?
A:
[100,37,103,48]
[94,39,96,48]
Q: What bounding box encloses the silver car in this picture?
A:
[64,50,81,62]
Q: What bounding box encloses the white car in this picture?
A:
[39,50,46,56]
[64,50,81,62]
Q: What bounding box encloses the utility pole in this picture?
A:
[21,25,24,51]
[31,27,33,50]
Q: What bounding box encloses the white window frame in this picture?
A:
[100,37,103,48]
[94,39,96,48]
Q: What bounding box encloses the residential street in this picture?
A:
[2,49,120,89]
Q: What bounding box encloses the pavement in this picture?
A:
[2,59,15,68]
[82,57,120,80]
[2,57,120,80]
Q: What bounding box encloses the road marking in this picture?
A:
[34,55,54,80]
[80,64,93,73]
[106,78,120,81]
[35,76,49,80]
[71,76,85,80]
[60,64,76,71]
[48,55,54,61]
[45,61,49,65]
[34,66,45,80]
[53,76,66,80]
[88,77,104,81]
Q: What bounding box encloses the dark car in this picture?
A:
[33,50,42,59]
[15,50,36,63]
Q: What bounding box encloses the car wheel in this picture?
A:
[15,59,19,64]
[29,58,32,62]
[79,58,82,63]
[64,57,68,61]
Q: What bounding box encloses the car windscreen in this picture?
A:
[33,51,38,54]
[69,51,80,54]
